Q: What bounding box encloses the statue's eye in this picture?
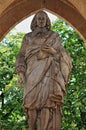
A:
[38,17,45,20]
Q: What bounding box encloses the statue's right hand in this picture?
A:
[41,46,57,55]
[18,73,24,86]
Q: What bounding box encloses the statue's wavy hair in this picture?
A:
[31,11,51,31]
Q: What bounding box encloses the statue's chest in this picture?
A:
[33,35,47,45]
[34,37,46,45]
[26,36,47,53]
[28,34,48,46]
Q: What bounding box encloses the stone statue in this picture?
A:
[15,11,72,130]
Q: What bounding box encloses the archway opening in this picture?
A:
[0,10,86,130]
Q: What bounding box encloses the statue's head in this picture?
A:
[31,11,51,31]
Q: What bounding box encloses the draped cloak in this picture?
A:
[15,30,72,111]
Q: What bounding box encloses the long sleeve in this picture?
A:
[15,35,27,74]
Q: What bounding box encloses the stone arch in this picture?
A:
[0,0,86,41]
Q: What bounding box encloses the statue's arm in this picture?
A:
[15,34,27,75]
[15,34,30,85]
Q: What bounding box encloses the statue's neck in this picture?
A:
[31,27,50,37]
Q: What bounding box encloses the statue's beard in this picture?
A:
[36,26,48,32]
[31,27,48,37]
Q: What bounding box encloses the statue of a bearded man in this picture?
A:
[15,11,72,130]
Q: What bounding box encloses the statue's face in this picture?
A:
[36,13,46,28]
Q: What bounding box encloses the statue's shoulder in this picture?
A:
[50,30,59,36]
[24,32,32,39]
[21,32,32,45]
[22,32,32,44]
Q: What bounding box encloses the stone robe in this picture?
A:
[15,30,72,129]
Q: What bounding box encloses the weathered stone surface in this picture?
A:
[15,11,72,130]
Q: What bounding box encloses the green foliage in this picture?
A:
[0,30,28,130]
[0,20,86,130]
